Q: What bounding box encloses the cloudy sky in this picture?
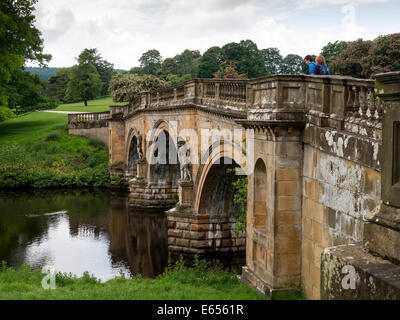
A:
[33,0,399,70]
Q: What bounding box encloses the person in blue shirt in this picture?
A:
[304,55,316,74]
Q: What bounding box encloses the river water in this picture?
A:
[0,189,168,281]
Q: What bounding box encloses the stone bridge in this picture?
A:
[68,72,400,300]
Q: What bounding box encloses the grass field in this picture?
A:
[0,259,265,300]
[0,111,111,189]
[55,96,126,113]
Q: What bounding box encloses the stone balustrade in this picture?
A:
[68,75,382,136]
[68,111,110,123]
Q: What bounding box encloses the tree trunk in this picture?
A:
[84,100,87,107]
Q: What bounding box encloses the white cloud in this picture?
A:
[296,0,390,9]
[32,0,394,69]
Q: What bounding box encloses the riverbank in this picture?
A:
[0,112,112,189]
[0,259,266,300]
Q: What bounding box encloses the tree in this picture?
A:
[139,49,162,75]
[160,58,179,79]
[5,67,46,113]
[46,73,70,102]
[213,60,247,79]
[108,74,168,103]
[261,48,283,75]
[166,74,191,86]
[198,46,224,78]
[321,41,348,65]
[78,48,114,95]
[175,49,201,77]
[221,40,267,78]
[130,66,145,76]
[65,50,103,106]
[330,39,373,78]
[0,0,51,115]
[361,33,400,78]
[280,54,303,75]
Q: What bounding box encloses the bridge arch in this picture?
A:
[195,141,248,212]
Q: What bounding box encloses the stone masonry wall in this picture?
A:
[302,143,381,299]
[69,127,109,147]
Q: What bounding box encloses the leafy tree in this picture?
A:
[361,33,400,77]
[5,68,45,113]
[280,54,303,75]
[108,74,168,103]
[46,73,70,102]
[65,50,103,106]
[139,49,162,75]
[321,41,348,65]
[175,49,201,77]
[213,60,247,79]
[330,39,373,78]
[198,46,224,78]
[160,58,179,79]
[0,0,51,114]
[166,74,191,86]
[55,67,73,77]
[130,66,145,76]
[79,48,115,95]
[261,48,283,75]
[221,40,267,78]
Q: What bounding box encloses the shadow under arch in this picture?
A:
[195,140,248,212]
[254,158,267,230]
[148,129,181,187]
[194,144,248,269]
[125,128,142,179]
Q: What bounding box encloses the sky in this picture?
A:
[32,0,400,70]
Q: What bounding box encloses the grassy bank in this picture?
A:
[0,112,110,189]
[55,96,126,113]
[0,259,264,300]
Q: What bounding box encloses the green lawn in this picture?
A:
[0,111,111,189]
[0,260,265,300]
[55,96,126,113]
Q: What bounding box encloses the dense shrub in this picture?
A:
[0,106,16,122]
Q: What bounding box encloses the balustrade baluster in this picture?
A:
[360,87,369,119]
[352,86,361,117]
[368,89,377,120]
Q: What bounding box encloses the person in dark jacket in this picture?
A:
[304,55,316,74]
[314,55,331,75]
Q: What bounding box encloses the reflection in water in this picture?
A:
[125,211,168,278]
[0,189,168,281]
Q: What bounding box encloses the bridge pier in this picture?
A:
[166,207,246,268]
[238,124,304,299]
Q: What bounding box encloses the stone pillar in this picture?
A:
[136,158,148,180]
[364,71,400,262]
[178,180,193,207]
[240,125,303,299]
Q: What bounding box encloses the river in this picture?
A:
[0,189,168,281]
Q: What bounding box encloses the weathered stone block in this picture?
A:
[321,244,400,300]
[364,222,400,262]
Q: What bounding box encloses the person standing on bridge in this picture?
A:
[314,55,331,75]
[304,55,316,74]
